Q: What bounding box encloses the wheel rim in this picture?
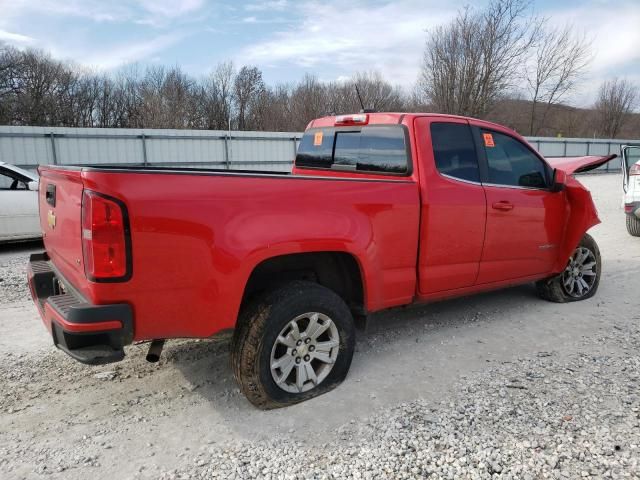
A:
[270,312,340,393]
[562,246,597,298]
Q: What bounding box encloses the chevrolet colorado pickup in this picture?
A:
[27,112,616,409]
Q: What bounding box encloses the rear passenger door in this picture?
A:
[475,128,565,284]
[415,118,487,294]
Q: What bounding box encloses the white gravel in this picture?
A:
[0,173,639,479]
[0,244,33,304]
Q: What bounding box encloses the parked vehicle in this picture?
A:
[27,113,616,408]
[622,145,640,236]
[0,161,41,243]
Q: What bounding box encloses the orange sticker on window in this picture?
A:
[483,133,495,147]
[313,131,323,146]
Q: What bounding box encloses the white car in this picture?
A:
[0,161,41,242]
[622,145,640,236]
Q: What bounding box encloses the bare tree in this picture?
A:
[234,66,265,130]
[352,71,405,111]
[526,25,591,135]
[594,78,638,138]
[288,74,326,131]
[420,0,540,118]
[200,62,236,130]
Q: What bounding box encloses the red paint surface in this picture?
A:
[34,113,610,342]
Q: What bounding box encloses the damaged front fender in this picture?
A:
[553,176,600,273]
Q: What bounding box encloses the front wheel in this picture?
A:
[230,281,355,409]
[535,233,601,303]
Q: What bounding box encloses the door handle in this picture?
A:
[492,201,514,211]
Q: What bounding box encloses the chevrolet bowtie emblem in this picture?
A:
[47,210,56,229]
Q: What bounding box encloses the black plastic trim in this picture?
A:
[45,183,56,207]
[28,252,134,365]
[42,164,413,184]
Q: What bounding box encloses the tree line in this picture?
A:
[0,0,637,138]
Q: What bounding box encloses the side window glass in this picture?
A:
[430,123,480,182]
[482,131,549,188]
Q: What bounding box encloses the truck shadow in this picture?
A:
[167,283,550,437]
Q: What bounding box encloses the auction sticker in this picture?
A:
[483,133,495,147]
[314,131,323,146]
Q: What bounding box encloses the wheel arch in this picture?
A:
[240,251,367,318]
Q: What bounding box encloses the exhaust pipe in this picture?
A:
[146,339,165,363]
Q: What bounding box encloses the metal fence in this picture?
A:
[0,126,301,173]
[0,125,633,174]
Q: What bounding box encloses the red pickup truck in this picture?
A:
[28,113,615,408]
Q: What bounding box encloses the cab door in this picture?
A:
[474,127,566,284]
[414,117,487,295]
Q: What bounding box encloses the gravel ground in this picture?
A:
[169,325,640,480]
[0,242,35,304]
[0,173,639,479]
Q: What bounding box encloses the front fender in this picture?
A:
[554,176,600,272]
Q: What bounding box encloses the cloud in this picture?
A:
[545,0,640,104]
[78,33,186,70]
[0,0,133,24]
[245,0,288,11]
[0,29,35,45]
[240,0,458,86]
[136,0,206,18]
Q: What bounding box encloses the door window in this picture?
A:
[430,123,480,182]
[481,131,550,189]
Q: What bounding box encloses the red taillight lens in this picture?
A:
[82,190,130,281]
[630,162,640,176]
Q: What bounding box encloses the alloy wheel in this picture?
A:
[270,312,340,393]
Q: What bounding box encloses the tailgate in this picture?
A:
[38,167,87,291]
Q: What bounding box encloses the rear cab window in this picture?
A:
[295,126,410,175]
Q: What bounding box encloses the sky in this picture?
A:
[0,0,638,106]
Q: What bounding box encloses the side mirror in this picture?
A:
[27,181,39,191]
[550,169,567,193]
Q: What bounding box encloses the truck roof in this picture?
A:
[308,112,517,135]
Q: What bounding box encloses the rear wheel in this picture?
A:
[627,215,640,237]
[536,233,601,303]
[230,281,355,409]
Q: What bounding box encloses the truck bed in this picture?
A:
[36,164,420,342]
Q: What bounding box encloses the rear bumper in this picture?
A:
[625,201,640,218]
[27,252,133,365]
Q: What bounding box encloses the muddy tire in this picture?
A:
[535,233,601,303]
[626,215,640,237]
[230,281,355,409]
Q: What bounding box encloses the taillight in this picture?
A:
[82,190,131,281]
[630,163,640,176]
